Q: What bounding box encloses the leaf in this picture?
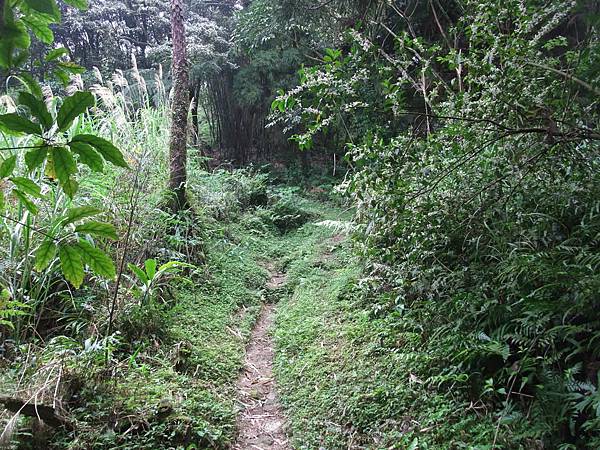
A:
[35,239,57,271]
[0,42,11,69]
[17,73,43,98]
[71,134,129,168]
[63,206,102,225]
[158,261,194,272]
[54,67,70,86]
[24,146,48,171]
[69,141,104,172]
[23,0,61,21]
[59,244,84,288]
[10,177,43,198]
[22,15,54,44]
[62,177,78,199]
[63,0,88,10]
[56,91,94,132]
[75,221,118,240]
[0,113,42,135]
[144,259,157,280]
[12,190,39,214]
[18,91,52,129]
[128,263,149,284]
[57,61,85,74]
[3,19,31,50]
[0,191,5,211]
[50,147,77,184]
[0,155,17,178]
[45,47,68,62]
[76,239,115,279]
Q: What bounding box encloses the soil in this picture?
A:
[233,269,290,450]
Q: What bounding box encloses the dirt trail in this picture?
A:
[234,267,289,450]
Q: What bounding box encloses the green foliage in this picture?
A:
[0,0,128,337]
[274,0,600,447]
[128,258,194,304]
[267,187,314,232]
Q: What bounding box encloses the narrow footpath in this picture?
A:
[234,267,290,450]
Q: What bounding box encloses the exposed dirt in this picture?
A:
[233,270,290,450]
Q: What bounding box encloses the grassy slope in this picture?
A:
[49,185,352,450]
[49,227,266,449]
[272,212,500,449]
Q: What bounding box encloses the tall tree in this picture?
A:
[168,0,189,210]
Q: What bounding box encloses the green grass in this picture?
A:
[46,225,266,450]
[42,182,350,450]
[271,214,505,450]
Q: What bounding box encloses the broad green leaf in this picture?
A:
[76,239,116,279]
[22,15,54,44]
[128,263,149,284]
[10,177,43,198]
[23,0,61,21]
[17,73,43,98]
[145,259,157,280]
[35,239,57,271]
[12,189,38,214]
[45,47,68,62]
[63,206,101,225]
[56,91,94,131]
[0,113,42,135]
[54,67,70,85]
[24,146,48,171]
[63,0,88,10]
[0,191,4,211]
[50,147,77,184]
[75,221,118,240]
[69,141,104,172]
[71,134,129,168]
[18,91,52,129]
[58,244,84,288]
[3,19,31,50]
[0,156,17,178]
[62,177,78,199]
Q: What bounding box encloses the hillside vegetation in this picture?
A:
[1,0,599,449]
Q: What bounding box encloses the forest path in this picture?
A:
[233,265,290,450]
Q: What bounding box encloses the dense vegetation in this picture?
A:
[1,0,599,449]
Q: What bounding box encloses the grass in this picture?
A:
[47,222,267,450]
[24,179,348,450]
[271,209,506,450]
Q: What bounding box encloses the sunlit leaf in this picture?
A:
[45,47,69,62]
[35,239,57,271]
[63,0,88,10]
[59,243,84,288]
[75,221,118,240]
[76,239,116,279]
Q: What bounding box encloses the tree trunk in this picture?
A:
[168,0,189,211]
